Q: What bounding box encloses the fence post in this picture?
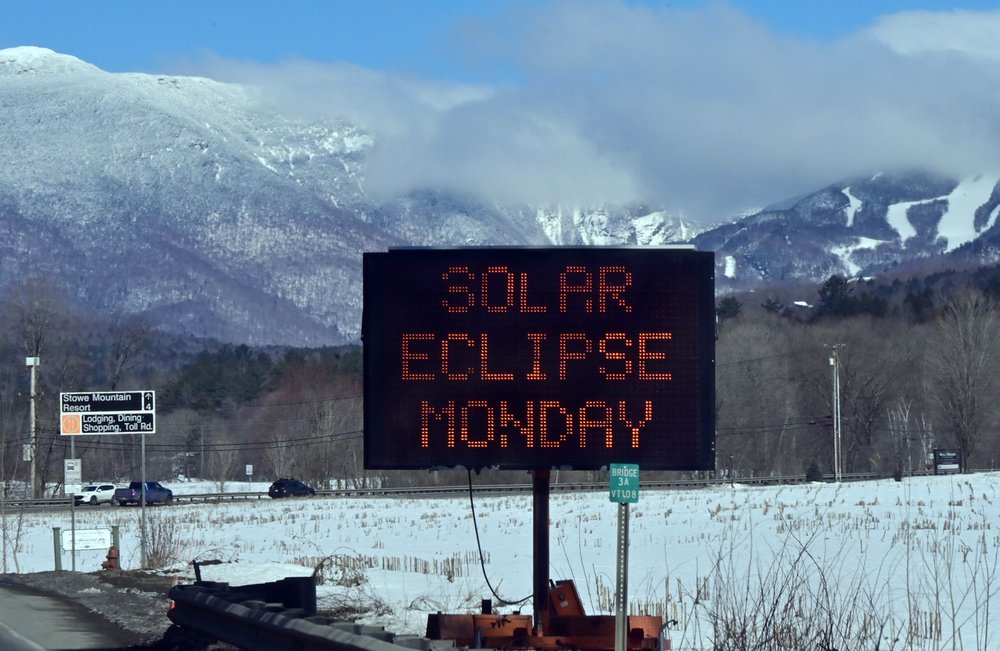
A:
[52,527,62,572]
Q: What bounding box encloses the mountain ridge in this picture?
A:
[3,47,1000,345]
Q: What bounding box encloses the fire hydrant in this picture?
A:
[101,546,120,571]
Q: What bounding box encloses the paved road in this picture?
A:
[0,581,137,650]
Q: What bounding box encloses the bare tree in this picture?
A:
[887,399,911,478]
[836,330,900,473]
[264,433,296,480]
[252,363,364,486]
[309,386,363,489]
[209,447,239,491]
[5,278,66,497]
[105,313,152,390]
[797,318,919,475]
[925,291,1000,469]
[885,403,936,476]
[716,315,806,477]
[8,278,59,360]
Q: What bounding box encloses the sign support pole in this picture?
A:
[70,494,76,572]
[532,468,550,635]
[70,439,76,572]
[609,462,638,651]
[64,457,82,572]
[58,390,157,569]
[140,432,147,568]
[26,357,39,499]
[614,502,630,651]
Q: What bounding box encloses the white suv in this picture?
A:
[75,483,117,506]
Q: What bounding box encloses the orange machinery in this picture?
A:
[426,580,667,650]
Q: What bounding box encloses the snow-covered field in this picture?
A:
[3,473,999,650]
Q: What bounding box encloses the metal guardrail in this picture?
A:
[168,578,432,651]
[0,496,74,509]
[0,470,963,510]
[173,492,272,504]
[313,471,886,498]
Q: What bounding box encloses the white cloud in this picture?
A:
[869,8,1000,63]
[195,1,1000,223]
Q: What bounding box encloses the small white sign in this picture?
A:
[61,527,112,552]
[64,458,83,496]
[245,464,253,477]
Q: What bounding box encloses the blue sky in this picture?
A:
[3,1,995,79]
[4,1,1000,220]
[1,0,510,79]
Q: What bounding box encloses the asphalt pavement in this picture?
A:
[0,581,137,650]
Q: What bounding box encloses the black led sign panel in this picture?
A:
[362,247,715,470]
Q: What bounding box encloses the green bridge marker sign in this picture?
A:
[609,462,639,651]
[609,463,639,503]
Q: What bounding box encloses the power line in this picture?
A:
[715,420,824,437]
[156,392,363,416]
[2,429,364,453]
[716,346,819,368]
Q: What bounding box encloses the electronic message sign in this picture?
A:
[362,247,715,470]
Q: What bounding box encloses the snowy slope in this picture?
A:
[939,174,1000,251]
[698,170,1000,290]
[6,474,1000,650]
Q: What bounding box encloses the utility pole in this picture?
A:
[25,356,40,499]
[827,346,844,482]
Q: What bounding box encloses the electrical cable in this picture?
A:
[467,468,532,607]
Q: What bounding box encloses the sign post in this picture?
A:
[26,357,39,498]
[65,458,82,571]
[363,247,714,641]
[59,390,156,567]
[610,463,639,651]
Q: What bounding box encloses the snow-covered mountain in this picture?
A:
[699,170,1000,291]
[2,47,999,345]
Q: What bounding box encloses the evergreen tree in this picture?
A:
[903,286,935,322]
[716,296,743,322]
[985,274,1000,304]
[761,297,784,314]
[815,275,857,318]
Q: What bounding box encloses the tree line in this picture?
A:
[716,268,1000,478]
[1,266,999,497]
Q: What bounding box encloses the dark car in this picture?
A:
[268,478,315,498]
[114,481,173,506]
